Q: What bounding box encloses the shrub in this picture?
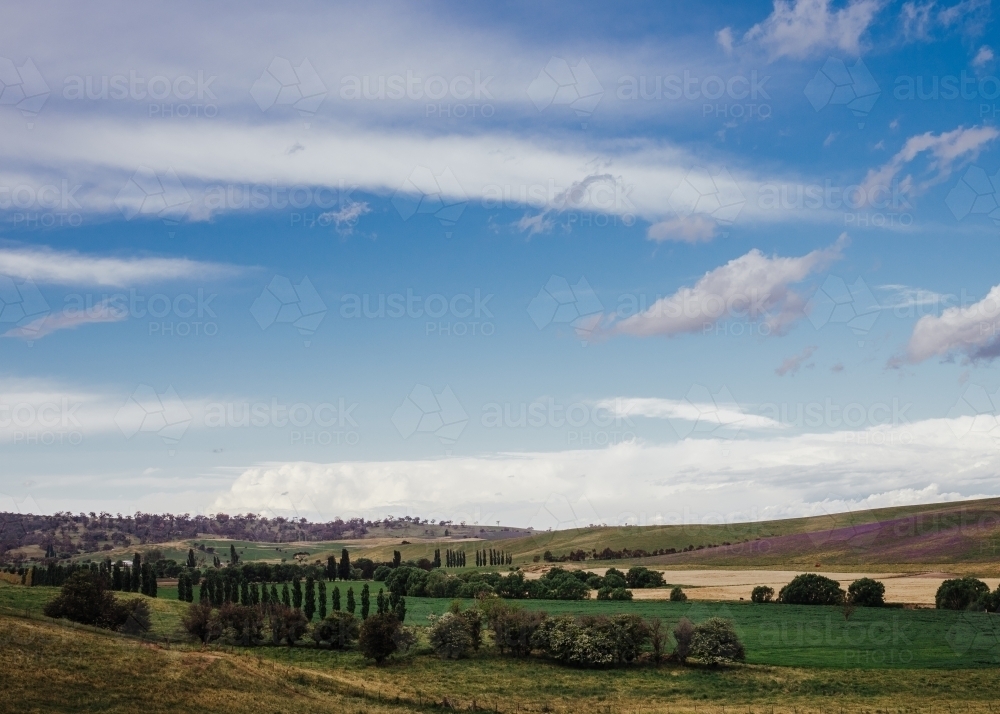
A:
[183,601,222,644]
[311,611,359,649]
[114,599,152,635]
[673,617,695,663]
[532,614,649,667]
[750,585,774,603]
[44,571,148,633]
[269,605,309,646]
[690,618,745,666]
[428,612,474,659]
[219,602,264,646]
[602,572,627,589]
[936,577,990,610]
[596,586,633,601]
[373,565,392,582]
[847,578,885,607]
[358,612,403,664]
[669,586,687,602]
[625,566,665,589]
[480,598,545,657]
[778,574,845,606]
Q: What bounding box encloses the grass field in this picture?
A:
[6,581,1000,671]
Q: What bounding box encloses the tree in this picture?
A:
[670,586,687,602]
[229,544,239,566]
[240,580,250,606]
[177,574,188,601]
[187,549,197,568]
[112,561,123,591]
[271,584,279,605]
[250,582,259,606]
[44,570,117,627]
[358,612,403,664]
[312,611,360,649]
[131,553,141,592]
[751,585,775,603]
[428,612,474,659]
[690,618,745,666]
[394,595,406,623]
[648,617,666,664]
[183,602,221,643]
[268,605,309,647]
[346,587,356,614]
[779,574,845,606]
[327,555,336,581]
[281,582,291,607]
[219,602,264,646]
[392,550,401,568]
[333,586,341,611]
[936,577,990,610]
[199,579,208,602]
[338,548,352,581]
[318,580,327,620]
[361,583,371,619]
[304,577,316,620]
[673,617,695,663]
[377,588,387,614]
[433,549,441,568]
[292,578,303,609]
[848,578,885,607]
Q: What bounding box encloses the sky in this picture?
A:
[1,0,1000,530]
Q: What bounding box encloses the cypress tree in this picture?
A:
[394,595,406,623]
[131,553,141,592]
[241,580,250,605]
[178,574,188,600]
[223,579,231,603]
[149,564,158,598]
[392,550,401,568]
[338,548,351,581]
[332,585,341,611]
[250,582,260,606]
[185,576,194,602]
[327,555,336,581]
[433,549,441,568]
[304,577,316,620]
[199,579,208,602]
[261,582,270,606]
[230,544,239,565]
[360,583,370,619]
[112,561,123,591]
[346,587,356,614]
[271,584,279,604]
[318,580,327,619]
[377,588,386,615]
[281,583,291,607]
[292,577,302,609]
[187,549,196,568]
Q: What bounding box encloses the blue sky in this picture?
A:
[1,0,1000,528]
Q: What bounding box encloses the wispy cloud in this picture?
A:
[3,298,126,341]
[0,246,244,287]
[775,345,818,376]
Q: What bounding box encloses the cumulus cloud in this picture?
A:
[775,345,818,376]
[0,246,243,287]
[732,0,882,61]
[211,415,1000,525]
[897,282,1000,364]
[861,125,999,200]
[605,235,847,339]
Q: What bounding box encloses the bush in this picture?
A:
[428,612,475,659]
[219,603,264,646]
[358,612,404,664]
[750,585,774,603]
[669,586,687,602]
[847,578,885,607]
[531,614,649,667]
[183,602,222,644]
[372,565,392,582]
[673,617,695,663]
[778,574,844,606]
[690,618,745,666]
[44,571,147,632]
[596,586,633,601]
[936,577,990,610]
[311,611,359,649]
[480,598,545,657]
[269,605,309,646]
[625,566,665,589]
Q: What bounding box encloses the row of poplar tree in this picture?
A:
[476,549,512,567]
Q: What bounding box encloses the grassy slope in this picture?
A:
[2,610,1000,713]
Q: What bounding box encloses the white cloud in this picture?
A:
[972,45,994,68]
[738,0,883,61]
[775,344,818,376]
[898,282,1000,363]
[211,415,1000,525]
[606,235,847,338]
[878,284,952,309]
[3,298,126,341]
[861,125,999,200]
[320,199,371,236]
[593,396,784,430]
[0,246,243,287]
[902,0,992,42]
[716,27,735,54]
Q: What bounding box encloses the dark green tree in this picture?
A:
[187,549,197,568]
[240,580,250,606]
[177,574,188,601]
[327,555,336,580]
[318,580,327,619]
[271,584,279,605]
[230,544,239,566]
[392,550,401,568]
[346,587,356,614]
[377,588,387,614]
[333,585,341,611]
[131,553,141,592]
[360,583,370,619]
[292,578,303,609]
[304,577,316,620]
[338,548,351,581]
[281,582,291,607]
[112,561,123,591]
[199,579,208,602]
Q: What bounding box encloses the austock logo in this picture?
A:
[804,57,880,128]
[0,56,49,125]
[250,57,327,116]
[250,275,327,347]
[0,276,50,343]
[391,166,468,232]
[946,165,1000,229]
[114,385,192,455]
[392,384,468,445]
[114,166,192,222]
[527,275,603,344]
[806,275,881,345]
[527,57,603,120]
